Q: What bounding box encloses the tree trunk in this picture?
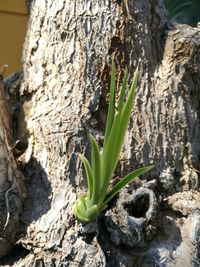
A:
[1,0,200,266]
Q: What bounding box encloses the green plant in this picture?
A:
[73,60,153,223]
[164,0,200,26]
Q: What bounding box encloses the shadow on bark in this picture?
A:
[21,157,52,227]
[0,157,52,265]
[0,244,29,266]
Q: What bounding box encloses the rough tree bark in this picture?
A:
[0,0,200,266]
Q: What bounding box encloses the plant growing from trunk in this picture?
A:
[73,60,153,223]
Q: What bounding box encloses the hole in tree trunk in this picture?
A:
[124,193,150,218]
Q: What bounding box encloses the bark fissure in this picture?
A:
[1,0,200,266]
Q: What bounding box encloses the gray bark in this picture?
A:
[1,0,200,266]
[0,68,25,259]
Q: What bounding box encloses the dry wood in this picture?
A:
[1,1,200,266]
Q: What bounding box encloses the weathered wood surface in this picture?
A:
[1,0,200,266]
[0,68,25,258]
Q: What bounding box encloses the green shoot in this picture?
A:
[73,59,153,223]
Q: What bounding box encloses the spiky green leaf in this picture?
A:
[110,69,138,167]
[103,165,154,205]
[103,59,115,147]
[118,68,128,113]
[100,69,138,200]
[89,134,101,204]
[79,154,94,200]
[100,111,122,201]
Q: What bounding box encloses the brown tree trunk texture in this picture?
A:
[0,0,200,266]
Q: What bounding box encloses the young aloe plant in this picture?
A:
[73,60,153,223]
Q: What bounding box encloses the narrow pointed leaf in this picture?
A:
[112,69,138,164]
[100,111,122,201]
[80,154,94,200]
[118,68,128,113]
[89,134,101,204]
[103,165,154,205]
[100,69,138,199]
[103,59,116,148]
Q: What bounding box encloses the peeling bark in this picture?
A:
[1,0,200,266]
